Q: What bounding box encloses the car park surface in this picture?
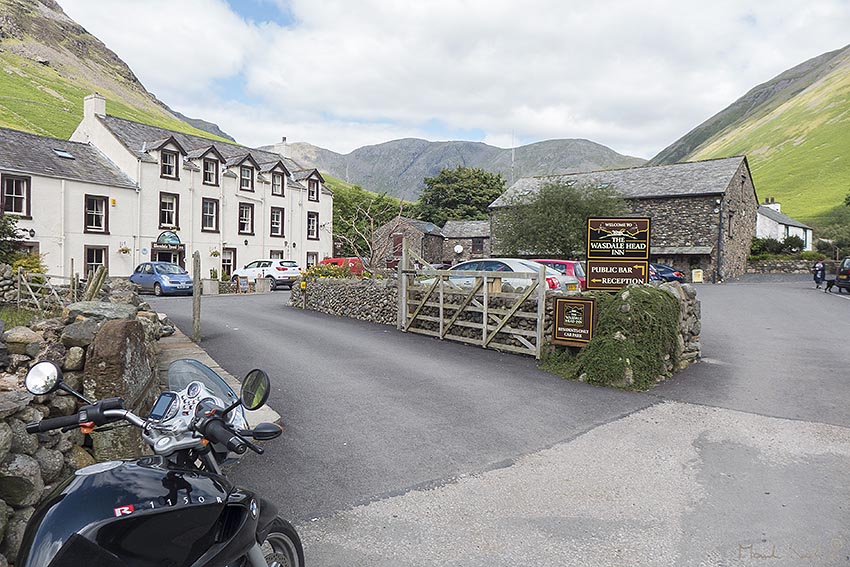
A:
[232,259,302,290]
[128,261,193,295]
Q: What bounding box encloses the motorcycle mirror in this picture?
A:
[25,361,63,395]
[241,369,270,411]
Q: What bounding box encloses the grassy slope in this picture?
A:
[689,55,850,227]
[0,47,230,142]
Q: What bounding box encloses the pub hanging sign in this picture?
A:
[552,296,596,347]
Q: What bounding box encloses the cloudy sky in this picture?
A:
[60,0,850,158]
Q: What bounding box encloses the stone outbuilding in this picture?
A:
[373,216,445,267]
[489,155,759,282]
[441,220,491,264]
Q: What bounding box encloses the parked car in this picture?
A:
[319,257,365,276]
[424,258,580,292]
[836,257,850,293]
[129,262,193,296]
[532,259,586,290]
[649,262,687,283]
[231,259,302,290]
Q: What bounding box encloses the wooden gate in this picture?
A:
[397,241,546,358]
[17,268,81,312]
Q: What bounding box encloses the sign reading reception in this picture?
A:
[586,217,650,290]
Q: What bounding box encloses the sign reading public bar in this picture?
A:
[586,217,650,290]
[552,297,596,347]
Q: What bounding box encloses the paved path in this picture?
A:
[148,280,850,566]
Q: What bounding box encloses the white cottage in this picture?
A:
[0,93,334,278]
[756,198,813,251]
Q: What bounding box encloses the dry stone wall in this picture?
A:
[0,280,167,564]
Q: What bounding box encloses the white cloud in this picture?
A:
[59,0,850,158]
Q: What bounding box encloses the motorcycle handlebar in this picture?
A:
[25,414,80,433]
[201,417,248,455]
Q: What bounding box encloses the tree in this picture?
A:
[331,182,405,257]
[417,166,506,227]
[492,181,629,258]
[0,215,21,265]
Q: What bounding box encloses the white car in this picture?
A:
[423,258,580,292]
[231,259,302,290]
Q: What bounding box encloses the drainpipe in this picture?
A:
[715,198,723,283]
[136,158,142,264]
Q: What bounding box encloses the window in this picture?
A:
[393,235,403,255]
[240,166,254,191]
[306,252,319,267]
[238,202,254,235]
[270,250,284,259]
[201,198,219,232]
[270,207,285,237]
[203,158,219,186]
[308,179,319,201]
[221,248,236,279]
[307,211,319,240]
[84,246,108,277]
[52,148,75,159]
[272,172,284,196]
[84,195,109,233]
[161,150,179,179]
[159,193,179,228]
[472,237,485,253]
[1,175,31,217]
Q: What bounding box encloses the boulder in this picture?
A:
[63,346,85,371]
[2,327,42,356]
[0,345,8,371]
[0,392,32,420]
[0,424,11,462]
[0,454,43,507]
[35,341,66,366]
[0,374,17,392]
[65,444,95,471]
[0,506,33,563]
[60,318,102,348]
[8,419,38,456]
[106,289,142,307]
[63,301,138,324]
[47,395,76,417]
[34,447,64,484]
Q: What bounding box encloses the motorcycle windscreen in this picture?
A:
[166,359,239,407]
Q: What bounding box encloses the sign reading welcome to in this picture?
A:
[586,217,650,291]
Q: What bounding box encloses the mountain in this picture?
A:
[650,44,850,226]
[282,138,646,201]
[0,0,231,141]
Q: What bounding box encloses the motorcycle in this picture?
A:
[16,358,304,567]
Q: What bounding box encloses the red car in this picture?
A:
[319,257,365,276]
[532,259,586,290]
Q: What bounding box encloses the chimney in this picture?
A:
[84,93,106,120]
[269,136,287,158]
[764,197,781,212]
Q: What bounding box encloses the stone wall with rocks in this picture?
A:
[0,279,168,564]
[290,278,398,325]
[289,278,701,376]
[746,258,837,275]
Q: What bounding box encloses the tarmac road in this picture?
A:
[150,276,850,566]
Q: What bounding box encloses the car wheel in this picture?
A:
[154,283,163,297]
[267,276,277,291]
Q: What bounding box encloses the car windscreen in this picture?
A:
[279,261,298,267]
[155,264,187,275]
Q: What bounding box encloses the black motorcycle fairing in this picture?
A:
[255,497,280,543]
[18,456,233,567]
[187,489,262,567]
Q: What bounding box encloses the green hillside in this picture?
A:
[0,0,230,142]
[658,46,850,228]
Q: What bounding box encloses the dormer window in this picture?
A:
[308,178,319,201]
[240,165,254,191]
[203,158,219,186]
[161,150,179,179]
[272,172,284,196]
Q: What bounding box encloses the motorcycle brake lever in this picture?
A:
[235,432,264,455]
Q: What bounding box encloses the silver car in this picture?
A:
[425,258,580,292]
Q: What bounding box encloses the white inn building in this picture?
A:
[0,94,333,279]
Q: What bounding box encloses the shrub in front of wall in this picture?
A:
[302,263,351,280]
[541,286,681,390]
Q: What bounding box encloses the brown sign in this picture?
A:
[586,217,650,260]
[586,260,649,290]
[552,297,596,347]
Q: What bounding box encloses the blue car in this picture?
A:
[649,262,687,283]
[129,262,194,296]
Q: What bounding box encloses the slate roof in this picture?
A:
[490,156,748,208]
[758,205,811,230]
[0,127,137,189]
[399,216,444,236]
[442,219,491,238]
[98,115,331,193]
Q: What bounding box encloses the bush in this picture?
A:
[800,251,821,261]
[750,237,785,255]
[782,235,805,253]
[541,286,681,390]
[302,263,352,280]
[11,252,46,274]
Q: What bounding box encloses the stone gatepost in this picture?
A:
[83,320,159,461]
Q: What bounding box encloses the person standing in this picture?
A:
[812,257,826,289]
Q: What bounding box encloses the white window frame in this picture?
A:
[85,195,108,233]
[202,198,218,232]
[240,166,254,191]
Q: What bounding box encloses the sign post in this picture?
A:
[586,217,651,291]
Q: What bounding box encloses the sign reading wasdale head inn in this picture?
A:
[552,297,596,347]
[586,217,650,291]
